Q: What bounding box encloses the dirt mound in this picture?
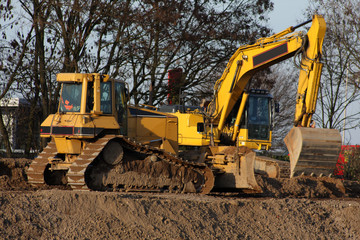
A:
[0,158,33,191]
[1,158,360,239]
[0,190,359,239]
[256,175,347,198]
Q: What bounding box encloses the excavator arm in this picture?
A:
[293,16,326,127]
[209,16,325,131]
[283,17,342,178]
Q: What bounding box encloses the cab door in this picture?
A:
[114,81,128,135]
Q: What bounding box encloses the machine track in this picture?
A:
[86,136,214,194]
[27,140,57,187]
[27,135,215,194]
[66,136,114,190]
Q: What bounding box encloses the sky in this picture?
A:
[267,0,360,145]
[268,0,309,33]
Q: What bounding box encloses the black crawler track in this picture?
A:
[27,135,214,194]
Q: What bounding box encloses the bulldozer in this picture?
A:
[28,73,214,193]
[27,15,341,194]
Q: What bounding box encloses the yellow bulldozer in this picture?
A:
[27,15,341,194]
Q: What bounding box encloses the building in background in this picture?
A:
[0,98,41,155]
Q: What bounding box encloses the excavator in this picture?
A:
[161,14,342,181]
[27,15,342,194]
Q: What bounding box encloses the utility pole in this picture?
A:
[342,62,349,143]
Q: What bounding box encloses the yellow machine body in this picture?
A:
[170,111,218,146]
[127,107,179,155]
[237,129,272,151]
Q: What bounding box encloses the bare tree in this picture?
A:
[0,0,274,156]
[269,63,298,150]
[0,1,34,156]
[92,0,274,106]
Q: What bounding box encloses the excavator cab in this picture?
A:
[237,89,274,150]
[224,89,274,151]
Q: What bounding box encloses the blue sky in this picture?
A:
[268,0,308,32]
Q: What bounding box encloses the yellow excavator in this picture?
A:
[160,15,341,181]
[27,15,341,194]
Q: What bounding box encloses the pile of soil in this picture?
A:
[256,175,347,198]
[0,158,360,239]
[1,190,359,239]
[0,158,33,191]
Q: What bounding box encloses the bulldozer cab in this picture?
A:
[57,73,128,135]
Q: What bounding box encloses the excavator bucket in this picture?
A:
[284,127,342,178]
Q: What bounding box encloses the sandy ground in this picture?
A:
[1,158,360,239]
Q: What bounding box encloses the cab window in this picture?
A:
[115,82,127,134]
[100,82,112,114]
[247,96,270,140]
[248,96,270,125]
[86,81,94,112]
[59,83,82,112]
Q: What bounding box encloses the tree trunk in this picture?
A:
[0,108,12,157]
